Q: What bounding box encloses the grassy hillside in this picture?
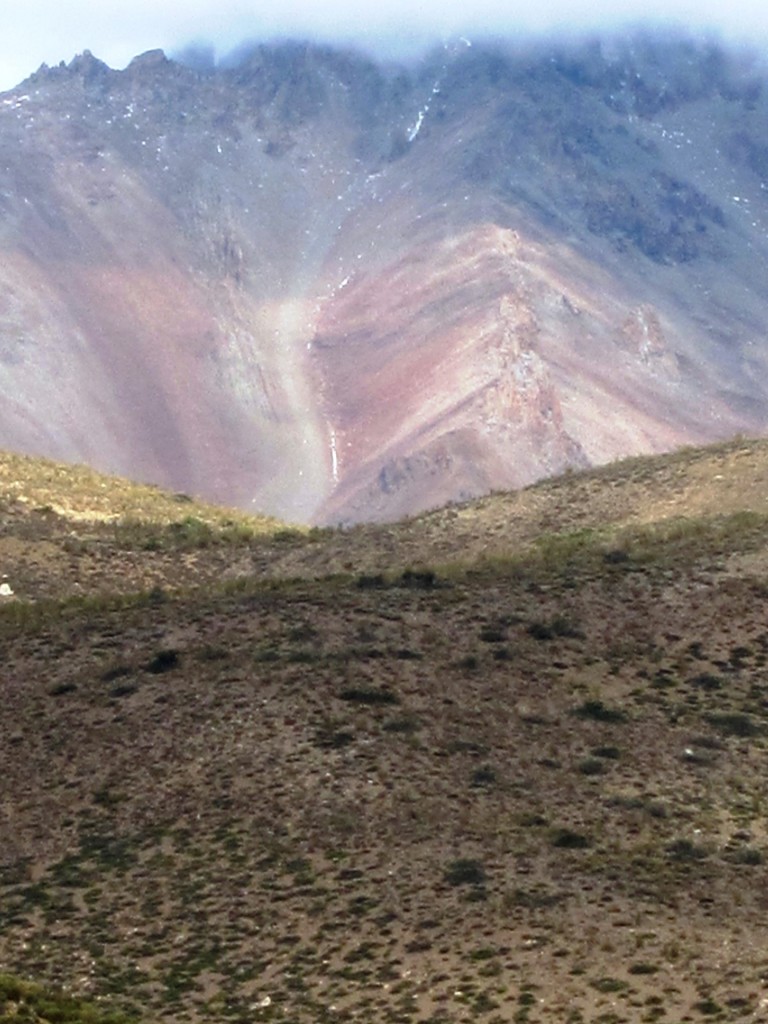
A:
[4,435,768,602]
[2,441,768,1022]
[0,450,291,527]
[0,449,304,602]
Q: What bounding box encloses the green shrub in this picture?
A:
[693,997,723,1016]
[666,838,709,861]
[339,687,399,706]
[528,616,582,641]
[314,720,355,748]
[110,683,138,699]
[146,649,180,674]
[706,712,763,737]
[397,569,437,589]
[628,962,660,975]
[382,713,422,734]
[574,700,627,723]
[590,977,628,993]
[101,664,132,683]
[456,654,480,671]
[724,846,763,865]
[169,515,214,546]
[356,573,386,590]
[480,626,506,643]
[273,528,304,544]
[50,682,78,696]
[471,765,497,787]
[551,829,591,849]
[592,745,621,759]
[444,858,486,886]
[690,672,723,691]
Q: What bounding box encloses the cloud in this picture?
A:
[2,0,768,91]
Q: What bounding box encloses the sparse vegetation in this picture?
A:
[3,438,768,1022]
[0,973,137,1024]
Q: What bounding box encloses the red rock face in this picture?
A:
[1,40,768,522]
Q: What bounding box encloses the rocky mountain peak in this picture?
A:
[67,49,111,79]
[128,48,171,71]
[1,33,768,522]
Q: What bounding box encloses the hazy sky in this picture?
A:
[3,0,768,92]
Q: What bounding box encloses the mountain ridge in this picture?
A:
[3,33,768,522]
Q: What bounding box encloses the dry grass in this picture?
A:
[0,448,284,528]
[0,449,315,603]
[262,434,768,580]
[3,439,768,1022]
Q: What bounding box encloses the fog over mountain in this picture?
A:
[5,0,768,93]
[3,32,768,522]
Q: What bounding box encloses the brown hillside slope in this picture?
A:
[3,434,768,602]
[2,441,768,1020]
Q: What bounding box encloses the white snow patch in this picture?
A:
[329,429,340,484]
[2,95,30,111]
[408,107,427,142]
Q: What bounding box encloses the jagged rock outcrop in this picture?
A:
[1,35,768,521]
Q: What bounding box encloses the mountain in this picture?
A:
[3,35,768,522]
[3,439,768,1021]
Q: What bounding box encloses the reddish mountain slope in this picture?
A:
[1,38,768,521]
